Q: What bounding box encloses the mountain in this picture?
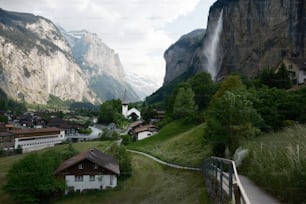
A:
[60,29,140,102]
[0,8,140,104]
[148,0,305,103]
[163,29,205,85]
[125,72,160,100]
[191,0,306,80]
[0,9,96,104]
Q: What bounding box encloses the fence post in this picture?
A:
[219,162,223,203]
[229,164,233,201]
[233,182,241,204]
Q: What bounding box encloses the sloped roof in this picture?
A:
[54,148,120,175]
[287,58,306,70]
[134,124,158,134]
[129,120,144,129]
[9,127,61,135]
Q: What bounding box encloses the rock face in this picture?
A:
[209,0,306,79]
[60,29,139,102]
[0,9,96,104]
[163,0,306,84]
[163,29,205,85]
[0,9,140,104]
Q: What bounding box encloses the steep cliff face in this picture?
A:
[163,29,205,85]
[61,29,139,102]
[0,9,96,104]
[198,0,306,79]
[164,0,305,84]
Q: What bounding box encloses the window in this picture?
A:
[75,175,83,182]
[110,175,113,185]
[93,164,98,169]
[78,163,83,169]
[90,175,95,181]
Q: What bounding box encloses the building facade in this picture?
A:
[9,127,65,152]
[54,148,120,194]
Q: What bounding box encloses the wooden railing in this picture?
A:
[201,156,251,204]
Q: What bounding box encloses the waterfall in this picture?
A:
[203,9,224,80]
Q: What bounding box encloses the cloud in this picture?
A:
[0,0,216,87]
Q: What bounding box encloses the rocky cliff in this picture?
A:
[0,9,96,104]
[163,29,205,85]
[0,9,140,104]
[164,0,305,84]
[61,29,139,102]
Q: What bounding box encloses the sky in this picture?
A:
[0,0,216,87]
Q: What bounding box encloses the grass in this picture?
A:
[56,153,209,204]
[128,121,212,167]
[240,124,306,204]
[0,141,113,204]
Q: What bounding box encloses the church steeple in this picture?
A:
[122,89,129,105]
[122,89,128,118]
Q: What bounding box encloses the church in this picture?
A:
[122,90,141,120]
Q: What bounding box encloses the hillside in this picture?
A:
[0,140,209,204]
[56,154,208,204]
[241,124,306,203]
[128,121,211,167]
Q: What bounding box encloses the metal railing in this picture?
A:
[201,156,251,204]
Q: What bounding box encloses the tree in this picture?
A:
[4,152,65,203]
[256,65,292,89]
[172,86,198,120]
[204,90,262,156]
[189,72,216,110]
[212,75,245,100]
[141,104,155,123]
[107,144,132,177]
[276,63,292,89]
[98,99,122,124]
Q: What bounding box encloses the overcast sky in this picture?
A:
[0,0,216,86]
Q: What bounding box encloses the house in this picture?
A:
[9,127,65,153]
[121,90,141,120]
[132,124,158,140]
[54,148,120,194]
[278,58,306,85]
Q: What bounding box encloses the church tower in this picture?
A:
[122,89,128,118]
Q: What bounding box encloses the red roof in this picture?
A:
[129,120,144,129]
[134,124,157,134]
[54,148,120,175]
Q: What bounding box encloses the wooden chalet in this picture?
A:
[54,148,120,194]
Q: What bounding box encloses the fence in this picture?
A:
[201,156,250,204]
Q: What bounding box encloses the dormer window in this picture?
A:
[78,163,83,169]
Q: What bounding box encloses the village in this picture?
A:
[0,96,165,195]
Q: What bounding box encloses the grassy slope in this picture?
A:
[0,141,112,204]
[0,141,209,204]
[241,124,306,203]
[128,121,211,167]
[56,154,209,204]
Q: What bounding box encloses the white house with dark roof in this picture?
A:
[54,148,120,194]
[133,124,158,140]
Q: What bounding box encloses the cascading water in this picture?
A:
[203,9,224,81]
